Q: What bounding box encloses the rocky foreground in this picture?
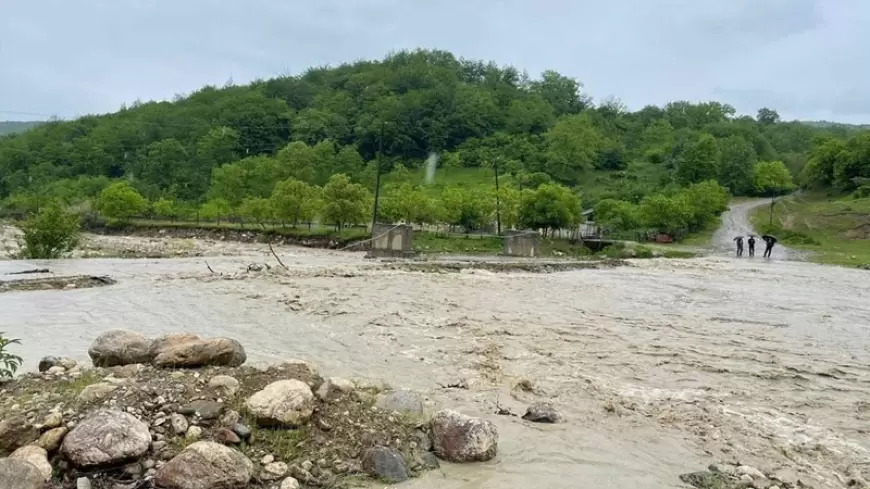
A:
[0,330,500,489]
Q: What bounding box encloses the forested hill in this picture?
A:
[0,49,857,210]
[0,121,42,136]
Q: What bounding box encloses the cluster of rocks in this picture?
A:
[0,329,501,489]
[681,463,807,489]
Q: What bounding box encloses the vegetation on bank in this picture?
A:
[750,192,870,268]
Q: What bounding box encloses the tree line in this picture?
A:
[0,48,863,240]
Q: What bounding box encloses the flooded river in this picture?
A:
[2,203,869,488]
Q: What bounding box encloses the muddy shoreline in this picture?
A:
[84,223,371,250]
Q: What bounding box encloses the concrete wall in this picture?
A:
[503,231,541,257]
[367,223,414,258]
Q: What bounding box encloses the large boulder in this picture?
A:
[430,409,498,463]
[153,441,253,489]
[0,416,39,456]
[150,334,246,368]
[0,458,45,489]
[61,409,151,467]
[88,329,152,367]
[245,380,314,427]
[9,445,52,480]
[521,402,565,423]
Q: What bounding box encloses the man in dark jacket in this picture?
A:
[747,235,756,257]
[761,235,777,258]
[733,236,744,257]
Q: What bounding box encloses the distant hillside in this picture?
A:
[0,121,42,136]
[801,120,870,130]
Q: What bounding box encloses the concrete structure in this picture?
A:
[366,223,414,258]
[502,231,541,257]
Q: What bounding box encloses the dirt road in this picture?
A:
[1,209,866,488]
[712,199,797,260]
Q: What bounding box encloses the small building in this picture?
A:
[578,209,600,239]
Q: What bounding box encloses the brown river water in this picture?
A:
[2,201,869,488]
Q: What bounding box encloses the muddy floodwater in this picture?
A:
[2,202,870,488]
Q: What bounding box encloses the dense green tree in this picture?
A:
[321,174,370,229]
[717,136,757,195]
[238,197,274,227]
[753,161,796,197]
[638,194,692,235]
[98,181,149,222]
[199,198,232,224]
[518,183,581,235]
[544,115,601,184]
[439,186,495,232]
[152,198,180,220]
[270,179,320,226]
[676,134,721,185]
[380,183,428,224]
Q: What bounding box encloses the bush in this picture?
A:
[19,202,80,259]
[0,333,22,379]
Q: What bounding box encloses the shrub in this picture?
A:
[19,202,80,259]
[0,333,22,379]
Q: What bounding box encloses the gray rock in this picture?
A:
[414,429,433,452]
[430,409,498,463]
[179,400,223,420]
[414,451,440,470]
[38,426,68,452]
[0,416,39,456]
[245,380,314,427]
[76,477,92,489]
[88,329,152,367]
[232,423,251,440]
[154,441,253,489]
[361,447,410,483]
[215,427,241,445]
[0,458,45,489]
[375,389,425,417]
[261,461,289,481]
[47,366,66,375]
[185,426,203,440]
[170,413,189,435]
[61,409,151,467]
[43,411,63,429]
[9,445,52,480]
[76,382,118,403]
[280,477,301,489]
[208,375,240,397]
[737,465,766,480]
[315,377,355,400]
[38,355,60,373]
[521,402,564,423]
[150,335,246,368]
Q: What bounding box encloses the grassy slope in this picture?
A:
[750,192,870,267]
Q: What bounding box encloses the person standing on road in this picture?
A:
[733,236,744,257]
[761,235,778,258]
[747,235,756,257]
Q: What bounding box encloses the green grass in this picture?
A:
[412,231,503,254]
[750,192,870,267]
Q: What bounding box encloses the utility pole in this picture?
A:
[769,195,775,226]
[371,121,385,232]
[493,158,502,235]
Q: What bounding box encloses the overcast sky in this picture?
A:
[2,0,869,124]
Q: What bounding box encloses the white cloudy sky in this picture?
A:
[1,0,869,123]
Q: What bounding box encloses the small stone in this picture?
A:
[153,441,253,489]
[61,410,151,468]
[280,477,301,489]
[76,383,118,403]
[362,447,409,483]
[315,377,355,400]
[38,427,68,452]
[77,477,93,489]
[215,428,241,445]
[262,462,289,481]
[179,400,223,420]
[261,454,275,465]
[185,426,203,440]
[375,390,426,419]
[208,375,240,397]
[170,413,188,435]
[43,412,63,429]
[47,366,66,375]
[709,464,738,476]
[245,380,315,427]
[232,423,251,440]
[38,356,60,373]
[300,460,313,471]
[521,402,564,423]
[142,459,156,469]
[740,474,754,483]
[430,409,498,463]
[0,416,39,456]
[737,465,766,480]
